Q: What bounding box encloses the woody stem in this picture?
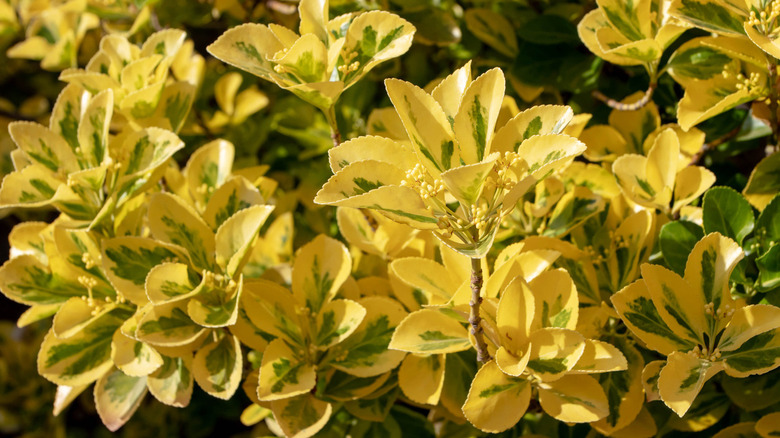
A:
[324,105,342,147]
[470,257,491,365]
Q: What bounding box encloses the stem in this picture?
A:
[469,257,491,364]
[688,125,741,166]
[324,106,342,147]
[592,82,656,111]
[768,60,779,149]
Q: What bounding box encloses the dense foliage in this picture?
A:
[0,0,779,437]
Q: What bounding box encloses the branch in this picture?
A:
[469,257,491,365]
[688,125,741,166]
[592,82,656,111]
[324,106,342,147]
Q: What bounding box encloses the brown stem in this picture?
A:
[469,257,491,364]
[688,125,741,166]
[768,61,779,148]
[592,82,656,111]
[325,106,342,147]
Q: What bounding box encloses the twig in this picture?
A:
[768,61,779,149]
[469,257,491,365]
[688,125,741,166]
[592,82,656,111]
[324,106,342,147]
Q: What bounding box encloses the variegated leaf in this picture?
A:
[398,354,445,405]
[136,302,206,347]
[193,332,242,399]
[314,298,366,349]
[145,262,199,305]
[38,309,127,386]
[658,351,724,416]
[611,280,697,355]
[242,279,305,347]
[258,338,316,401]
[389,308,471,354]
[464,9,518,57]
[454,68,504,164]
[326,296,407,377]
[187,274,243,328]
[462,360,531,433]
[492,105,574,155]
[148,192,215,271]
[102,237,189,305]
[526,328,586,382]
[214,205,274,277]
[538,374,609,422]
[339,11,415,87]
[291,234,351,313]
[385,78,458,175]
[94,368,147,432]
[147,351,194,407]
[270,394,332,438]
[111,330,163,377]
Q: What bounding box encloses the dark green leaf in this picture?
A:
[702,186,755,244]
[660,221,704,276]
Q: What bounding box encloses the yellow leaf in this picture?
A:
[454,68,504,164]
[757,412,780,438]
[496,277,534,351]
[658,351,723,417]
[398,354,445,404]
[38,311,123,386]
[683,232,743,324]
[136,301,206,347]
[673,166,716,213]
[389,308,471,354]
[257,338,316,401]
[431,61,472,122]
[206,23,284,82]
[464,9,518,57]
[712,422,760,438]
[326,296,408,377]
[54,384,89,416]
[385,78,458,175]
[529,269,579,331]
[270,394,332,438]
[299,0,329,42]
[440,154,497,206]
[642,360,664,402]
[111,330,163,377]
[291,234,351,313]
[677,75,759,131]
[612,280,697,355]
[390,257,461,301]
[192,332,242,399]
[215,205,275,277]
[215,72,243,115]
[94,368,147,432]
[492,105,574,155]
[148,192,216,271]
[571,339,628,374]
[607,407,658,438]
[578,10,644,66]
[242,279,305,347]
[495,345,532,377]
[327,135,417,173]
[147,351,194,407]
[538,374,608,422]
[462,360,531,433]
[640,263,706,346]
[526,328,585,381]
[315,298,366,349]
[484,249,559,299]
